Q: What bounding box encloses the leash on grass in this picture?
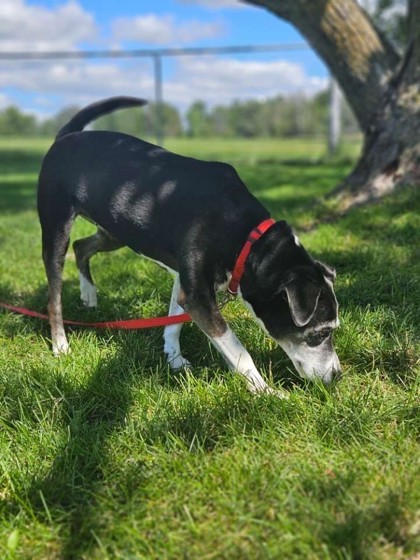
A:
[0,301,191,329]
[0,294,234,330]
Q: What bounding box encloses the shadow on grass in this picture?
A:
[325,490,411,559]
[236,160,352,218]
[20,346,142,559]
[0,180,38,214]
[0,147,43,213]
[298,464,414,559]
[0,149,44,215]
[0,147,44,175]
[0,330,295,559]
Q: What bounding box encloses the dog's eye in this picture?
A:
[305,329,332,347]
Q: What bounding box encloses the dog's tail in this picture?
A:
[55,96,147,140]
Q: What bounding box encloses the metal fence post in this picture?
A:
[153,54,164,146]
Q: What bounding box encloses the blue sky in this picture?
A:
[1,0,328,118]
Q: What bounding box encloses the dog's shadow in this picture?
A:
[2,340,141,559]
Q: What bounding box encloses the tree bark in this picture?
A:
[333,37,420,208]
[244,0,420,209]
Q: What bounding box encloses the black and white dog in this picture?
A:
[37,97,341,394]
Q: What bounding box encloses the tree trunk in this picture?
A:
[244,0,420,209]
[332,41,420,209]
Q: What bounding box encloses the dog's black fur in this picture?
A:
[38,97,340,393]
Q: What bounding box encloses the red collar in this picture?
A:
[228,218,276,295]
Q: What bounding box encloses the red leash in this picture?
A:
[0,301,191,329]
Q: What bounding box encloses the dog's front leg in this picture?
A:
[210,326,275,393]
[180,280,274,394]
[164,274,191,370]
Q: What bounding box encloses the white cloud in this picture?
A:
[0,1,226,51]
[112,13,225,45]
[0,0,97,51]
[0,55,326,116]
[165,57,327,108]
[0,60,154,106]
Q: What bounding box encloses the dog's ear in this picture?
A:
[316,261,336,283]
[282,281,322,327]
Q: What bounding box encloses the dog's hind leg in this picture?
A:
[164,274,191,369]
[73,228,123,308]
[40,207,75,356]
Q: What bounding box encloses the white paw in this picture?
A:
[166,353,192,370]
[249,384,288,399]
[262,386,289,399]
[53,337,70,356]
[79,274,97,308]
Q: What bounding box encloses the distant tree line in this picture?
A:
[0,90,359,138]
[184,93,359,138]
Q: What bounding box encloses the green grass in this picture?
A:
[0,137,418,559]
[0,134,362,162]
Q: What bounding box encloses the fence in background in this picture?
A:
[0,44,342,153]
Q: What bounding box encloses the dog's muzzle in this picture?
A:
[294,355,341,384]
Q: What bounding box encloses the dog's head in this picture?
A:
[240,221,341,384]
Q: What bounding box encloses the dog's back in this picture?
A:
[38,100,267,258]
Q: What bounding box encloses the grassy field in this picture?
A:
[0,136,418,559]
